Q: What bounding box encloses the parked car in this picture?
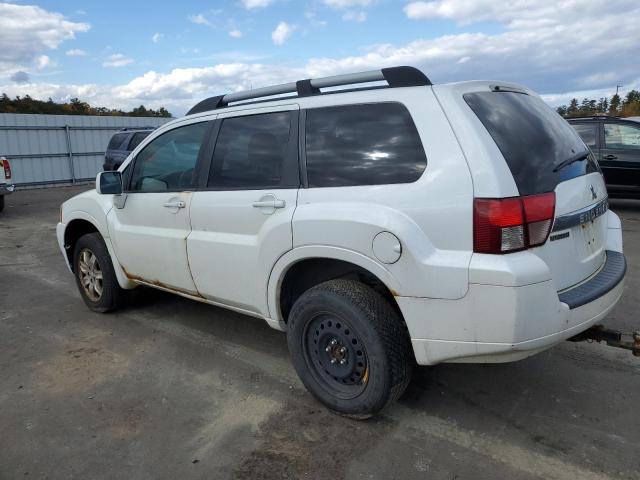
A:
[57,67,626,417]
[0,157,14,212]
[103,127,154,171]
[568,116,640,197]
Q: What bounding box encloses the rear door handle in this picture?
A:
[163,201,186,209]
[252,199,286,208]
[252,193,286,209]
[603,154,618,160]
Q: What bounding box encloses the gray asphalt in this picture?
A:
[1,185,639,480]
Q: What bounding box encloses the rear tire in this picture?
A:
[73,232,124,313]
[0,195,4,212]
[287,279,413,418]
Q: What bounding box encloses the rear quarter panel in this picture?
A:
[292,87,474,300]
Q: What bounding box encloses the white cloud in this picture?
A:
[0,3,89,75]
[229,29,243,38]
[3,0,639,116]
[323,0,373,8]
[342,10,367,21]
[103,54,133,68]
[151,33,163,43]
[241,0,276,9]
[271,22,294,46]
[188,13,211,26]
[36,55,55,70]
[66,48,87,56]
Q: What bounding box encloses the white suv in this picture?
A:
[57,67,626,417]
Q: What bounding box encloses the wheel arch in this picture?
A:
[267,246,404,330]
[61,212,135,289]
[63,217,100,270]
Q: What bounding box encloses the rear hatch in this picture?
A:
[463,88,606,291]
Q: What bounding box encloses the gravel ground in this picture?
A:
[1,185,639,480]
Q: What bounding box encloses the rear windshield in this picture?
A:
[464,91,599,196]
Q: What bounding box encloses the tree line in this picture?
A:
[0,94,172,117]
[556,90,640,118]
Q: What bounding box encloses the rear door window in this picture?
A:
[304,102,427,187]
[464,91,599,195]
[571,123,598,148]
[207,111,297,189]
[604,123,640,149]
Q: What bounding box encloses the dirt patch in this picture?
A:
[36,345,128,394]
[191,393,282,461]
[231,395,395,479]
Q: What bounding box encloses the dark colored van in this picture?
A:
[103,128,154,171]
[568,116,640,197]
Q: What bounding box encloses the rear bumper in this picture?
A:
[400,249,626,366]
[0,183,15,195]
[558,251,626,308]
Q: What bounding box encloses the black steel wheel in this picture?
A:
[305,313,369,399]
[287,279,413,418]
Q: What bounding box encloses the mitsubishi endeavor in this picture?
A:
[56,67,626,417]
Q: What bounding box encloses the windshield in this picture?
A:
[464,91,599,196]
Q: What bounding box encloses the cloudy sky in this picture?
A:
[1,0,639,115]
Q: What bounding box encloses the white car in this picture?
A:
[0,157,14,212]
[57,67,626,417]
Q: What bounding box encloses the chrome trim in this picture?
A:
[552,197,608,232]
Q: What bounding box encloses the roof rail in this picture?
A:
[119,126,156,131]
[186,66,431,115]
[566,115,619,120]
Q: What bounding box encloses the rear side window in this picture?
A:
[305,103,427,187]
[464,91,599,196]
[604,123,640,149]
[571,123,597,148]
[207,112,295,189]
[128,131,150,151]
[107,133,128,150]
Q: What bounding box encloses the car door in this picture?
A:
[600,121,640,190]
[187,106,300,316]
[107,120,214,295]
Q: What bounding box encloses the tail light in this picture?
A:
[474,192,555,254]
[1,158,11,180]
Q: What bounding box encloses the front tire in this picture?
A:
[73,233,124,313]
[287,279,413,418]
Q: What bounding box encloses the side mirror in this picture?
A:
[96,171,122,195]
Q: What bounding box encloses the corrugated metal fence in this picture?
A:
[0,113,171,188]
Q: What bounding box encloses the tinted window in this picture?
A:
[128,131,151,151]
[129,122,208,192]
[208,112,293,189]
[604,123,640,149]
[464,92,599,196]
[305,103,426,187]
[107,133,128,150]
[572,123,597,148]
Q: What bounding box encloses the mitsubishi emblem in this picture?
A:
[590,185,597,200]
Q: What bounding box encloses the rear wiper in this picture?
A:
[553,151,589,172]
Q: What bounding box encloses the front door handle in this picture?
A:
[603,154,618,160]
[163,201,186,209]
